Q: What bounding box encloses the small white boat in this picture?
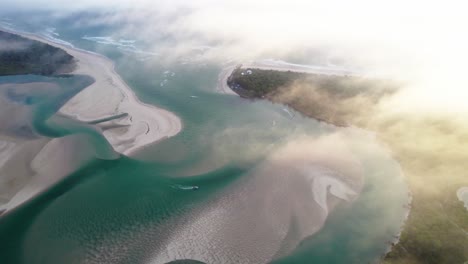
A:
[172,184,199,191]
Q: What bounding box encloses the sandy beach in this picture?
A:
[0,27,182,212]
[2,27,181,155]
[216,65,238,95]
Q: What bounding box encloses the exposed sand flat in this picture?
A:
[147,136,363,264]
[0,135,97,212]
[57,43,182,155]
[0,27,182,212]
[0,27,182,155]
[0,79,55,212]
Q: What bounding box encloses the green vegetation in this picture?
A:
[228,67,305,97]
[0,30,76,76]
[228,67,396,126]
[378,117,468,264]
[228,67,468,264]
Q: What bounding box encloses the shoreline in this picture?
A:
[217,60,358,96]
[222,60,467,263]
[217,65,238,95]
[0,26,182,155]
[219,62,412,262]
[0,27,182,213]
[244,60,358,76]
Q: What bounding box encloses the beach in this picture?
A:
[0,27,182,212]
[0,27,182,155]
[216,65,238,95]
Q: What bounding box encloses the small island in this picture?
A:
[227,65,468,264]
[0,30,76,76]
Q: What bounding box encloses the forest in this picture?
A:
[0,30,75,76]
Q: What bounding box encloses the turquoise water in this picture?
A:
[0,14,408,264]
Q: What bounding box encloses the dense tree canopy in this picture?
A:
[0,30,75,76]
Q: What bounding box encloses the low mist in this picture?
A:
[2,1,467,113]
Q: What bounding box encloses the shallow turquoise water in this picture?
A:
[0,14,408,264]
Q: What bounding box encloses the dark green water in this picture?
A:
[0,19,408,264]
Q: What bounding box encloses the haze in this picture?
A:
[3,0,467,114]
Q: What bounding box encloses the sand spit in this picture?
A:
[1,27,182,155]
[57,43,182,155]
[0,27,182,213]
[216,65,238,95]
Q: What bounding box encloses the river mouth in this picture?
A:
[0,17,409,264]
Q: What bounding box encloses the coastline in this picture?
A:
[0,26,182,155]
[218,60,358,96]
[220,63,413,262]
[217,65,238,95]
[220,63,468,263]
[243,60,358,76]
[0,27,182,213]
